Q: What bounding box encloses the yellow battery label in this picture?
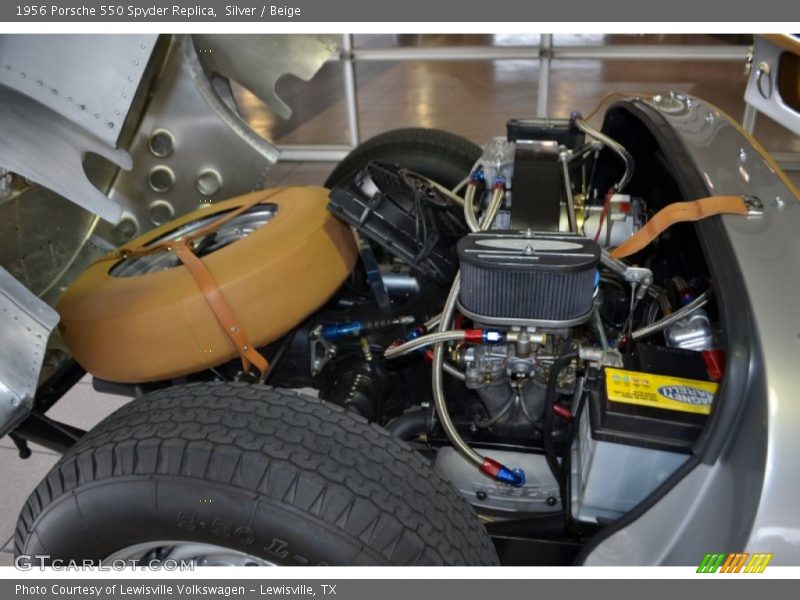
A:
[604,368,717,415]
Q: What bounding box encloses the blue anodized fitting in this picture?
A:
[496,466,526,487]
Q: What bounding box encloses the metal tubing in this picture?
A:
[342,34,361,148]
[350,45,542,62]
[631,290,712,341]
[278,144,352,162]
[346,44,747,63]
[560,151,577,232]
[742,103,758,133]
[432,273,484,467]
[287,38,796,167]
[554,45,747,61]
[575,119,635,192]
[464,183,481,232]
[537,34,553,118]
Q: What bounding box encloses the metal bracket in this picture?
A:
[352,229,392,313]
[579,345,624,368]
[742,195,765,217]
[600,248,654,299]
[309,325,337,377]
[600,248,653,290]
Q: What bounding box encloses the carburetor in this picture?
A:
[453,228,600,428]
[458,329,548,389]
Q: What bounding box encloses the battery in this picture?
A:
[570,361,717,524]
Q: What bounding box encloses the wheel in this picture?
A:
[56,188,357,383]
[15,383,499,566]
[325,128,482,189]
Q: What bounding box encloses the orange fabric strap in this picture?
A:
[610,195,749,259]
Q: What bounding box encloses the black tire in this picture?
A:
[15,383,498,566]
[325,128,482,189]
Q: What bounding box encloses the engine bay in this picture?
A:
[64,102,736,556]
[252,105,729,537]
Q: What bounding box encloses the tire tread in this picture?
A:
[15,383,498,565]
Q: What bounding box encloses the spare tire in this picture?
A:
[57,187,357,383]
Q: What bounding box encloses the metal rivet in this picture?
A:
[242,345,249,351]
[148,129,175,158]
[148,166,175,193]
[229,326,238,333]
[148,200,175,225]
[112,218,138,243]
[196,169,222,197]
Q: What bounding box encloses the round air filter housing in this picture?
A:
[457,231,600,327]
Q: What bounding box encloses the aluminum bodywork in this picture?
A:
[193,34,339,120]
[0,35,156,147]
[0,84,132,224]
[103,36,282,247]
[0,33,338,432]
[0,266,59,437]
[0,34,337,304]
[585,94,799,565]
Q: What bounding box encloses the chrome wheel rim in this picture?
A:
[105,540,276,566]
[109,204,277,278]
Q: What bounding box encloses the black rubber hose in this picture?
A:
[386,409,431,440]
[543,352,579,490]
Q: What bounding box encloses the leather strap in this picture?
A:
[171,240,269,380]
[610,195,749,259]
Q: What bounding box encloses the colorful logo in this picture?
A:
[658,385,714,406]
[697,552,773,573]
